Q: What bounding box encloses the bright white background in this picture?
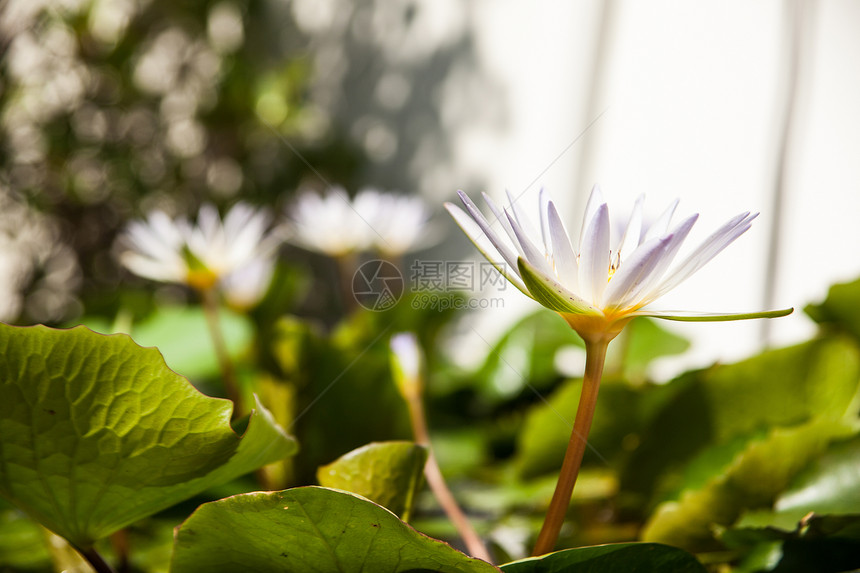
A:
[444,0,860,378]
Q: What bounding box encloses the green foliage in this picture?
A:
[317,441,428,521]
[472,309,582,403]
[0,323,296,549]
[501,543,707,573]
[171,487,500,573]
[129,305,255,380]
[805,276,860,341]
[633,336,860,550]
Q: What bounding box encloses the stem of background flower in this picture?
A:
[79,546,116,573]
[201,286,243,417]
[532,338,609,556]
[336,254,357,313]
[404,385,493,563]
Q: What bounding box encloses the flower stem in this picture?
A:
[532,338,609,556]
[201,287,243,416]
[404,384,492,563]
[79,546,116,573]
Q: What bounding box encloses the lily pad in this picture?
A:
[317,441,428,520]
[500,542,706,572]
[171,486,499,572]
[0,323,297,549]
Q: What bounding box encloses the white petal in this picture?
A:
[578,202,610,305]
[603,235,672,310]
[482,192,525,258]
[617,194,644,262]
[538,188,551,248]
[547,200,578,290]
[653,212,757,298]
[505,189,541,247]
[505,208,554,276]
[445,202,528,294]
[643,198,680,242]
[456,191,521,274]
[579,184,605,249]
[635,213,698,305]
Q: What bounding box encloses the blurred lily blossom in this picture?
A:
[284,187,435,258]
[119,202,278,305]
[354,189,437,256]
[446,186,792,342]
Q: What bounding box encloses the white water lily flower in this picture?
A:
[285,187,435,257]
[119,202,279,303]
[445,186,792,342]
[354,189,437,256]
[284,188,373,257]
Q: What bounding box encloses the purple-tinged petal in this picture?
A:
[617,194,644,262]
[505,189,542,246]
[482,192,526,258]
[547,200,578,290]
[603,235,673,310]
[445,202,528,295]
[456,191,521,273]
[506,209,554,276]
[643,198,680,242]
[579,184,605,249]
[578,202,611,305]
[539,188,551,249]
[652,212,757,298]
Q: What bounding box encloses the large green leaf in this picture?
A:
[623,336,860,503]
[642,418,857,549]
[630,336,860,550]
[500,542,706,572]
[0,323,297,549]
[171,486,499,572]
[317,441,428,521]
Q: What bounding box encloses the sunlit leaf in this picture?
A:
[500,542,706,572]
[0,324,297,549]
[317,441,428,520]
[171,487,499,572]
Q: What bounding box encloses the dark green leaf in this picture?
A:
[171,487,499,572]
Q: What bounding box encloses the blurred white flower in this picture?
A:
[283,188,372,257]
[119,202,279,306]
[284,187,435,257]
[354,189,436,256]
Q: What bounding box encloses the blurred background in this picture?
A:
[1,0,859,372]
[5,1,860,569]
